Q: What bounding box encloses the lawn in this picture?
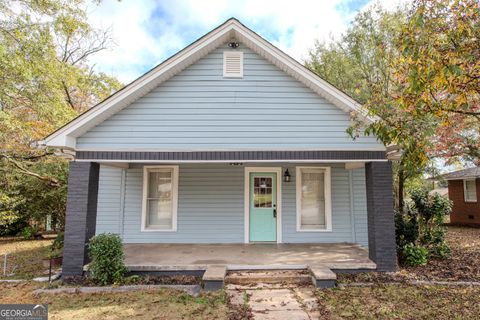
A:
[316,285,480,320]
[0,238,53,279]
[1,226,479,319]
[0,282,229,320]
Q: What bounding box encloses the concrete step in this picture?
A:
[309,266,337,288]
[202,265,227,291]
[225,269,312,285]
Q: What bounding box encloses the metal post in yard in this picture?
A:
[3,252,8,276]
[48,257,52,283]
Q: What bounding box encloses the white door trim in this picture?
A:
[244,167,283,244]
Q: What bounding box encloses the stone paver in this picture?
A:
[226,283,319,319]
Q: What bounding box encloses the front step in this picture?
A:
[225,269,313,286]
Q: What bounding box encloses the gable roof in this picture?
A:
[438,167,480,180]
[43,18,374,150]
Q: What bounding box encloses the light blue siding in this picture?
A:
[96,164,369,246]
[77,44,384,151]
[352,168,369,246]
[96,166,123,234]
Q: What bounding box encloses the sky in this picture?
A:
[87,0,409,84]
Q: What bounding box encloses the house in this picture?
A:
[439,167,480,225]
[42,18,397,285]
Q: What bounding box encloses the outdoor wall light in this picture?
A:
[283,169,291,182]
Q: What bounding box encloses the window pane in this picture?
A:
[147,199,172,228]
[253,177,273,208]
[146,169,173,229]
[300,171,325,229]
[466,180,477,201]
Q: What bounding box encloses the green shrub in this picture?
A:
[49,232,64,258]
[430,242,451,259]
[88,233,127,285]
[403,243,428,266]
[395,209,418,249]
[395,188,453,266]
[21,226,34,240]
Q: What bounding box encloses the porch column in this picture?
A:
[365,161,398,271]
[63,161,100,277]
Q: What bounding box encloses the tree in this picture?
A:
[392,0,480,165]
[0,0,122,233]
[306,4,427,212]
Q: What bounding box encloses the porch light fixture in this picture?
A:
[283,169,291,182]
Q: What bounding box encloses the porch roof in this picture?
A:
[123,243,376,272]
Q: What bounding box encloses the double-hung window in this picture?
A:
[142,166,179,231]
[464,179,477,203]
[296,167,332,231]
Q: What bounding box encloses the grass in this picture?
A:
[316,285,480,320]
[1,282,229,319]
[1,226,479,319]
[0,238,53,279]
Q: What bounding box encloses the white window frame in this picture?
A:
[296,166,332,232]
[141,165,179,232]
[463,179,477,203]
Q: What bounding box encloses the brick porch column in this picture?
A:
[365,161,398,271]
[62,161,100,277]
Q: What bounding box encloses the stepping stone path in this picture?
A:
[225,270,321,319]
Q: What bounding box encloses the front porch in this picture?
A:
[123,243,376,272]
[123,242,376,289]
[61,151,398,280]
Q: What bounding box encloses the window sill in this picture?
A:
[141,227,177,232]
[296,228,332,233]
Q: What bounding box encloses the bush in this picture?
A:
[88,233,127,285]
[50,232,64,258]
[403,243,429,266]
[21,226,34,240]
[395,188,453,266]
[395,209,418,249]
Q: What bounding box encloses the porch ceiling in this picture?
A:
[123,243,376,271]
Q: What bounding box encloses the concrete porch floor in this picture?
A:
[123,243,376,272]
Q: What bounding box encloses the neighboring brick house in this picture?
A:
[440,167,480,225]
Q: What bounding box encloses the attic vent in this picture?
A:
[223,51,243,78]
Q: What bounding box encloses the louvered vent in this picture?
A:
[223,51,243,78]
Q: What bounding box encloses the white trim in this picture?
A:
[43,18,378,150]
[77,159,387,164]
[244,167,282,244]
[463,179,477,203]
[141,165,179,232]
[296,166,332,232]
[74,146,387,152]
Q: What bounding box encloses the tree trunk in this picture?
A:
[398,166,405,214]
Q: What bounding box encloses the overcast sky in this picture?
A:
[87,0,409,84]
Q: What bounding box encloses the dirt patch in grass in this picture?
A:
[0,238,53,279]
[340,226,480,283]
[1,281,228,319]
[61,274,201,287]
[316,284,480,320]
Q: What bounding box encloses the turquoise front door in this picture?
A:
[249,173,277,242]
